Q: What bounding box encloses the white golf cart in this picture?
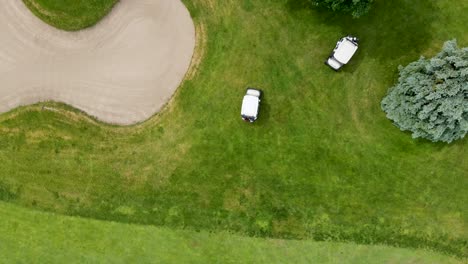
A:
[241,88,262,122]
[325,36,359,70]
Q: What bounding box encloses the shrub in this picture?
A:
[309,0,374,18]
[381,40,468,143]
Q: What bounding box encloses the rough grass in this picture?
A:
[22,0,118,31]
[1,0,467,259]
[0,202,463,263]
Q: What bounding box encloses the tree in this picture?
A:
[381,40,468,143]
[309,0,374,18]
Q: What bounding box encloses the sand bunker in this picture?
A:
[0,0,195,124]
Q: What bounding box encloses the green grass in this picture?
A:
[0,202,462,263]
[2,0,467,259]
[22,0,118,31]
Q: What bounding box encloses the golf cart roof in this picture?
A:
[333,39,358,64]
[241,95,259,117]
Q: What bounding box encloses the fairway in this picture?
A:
[0,202,462,263]
[0,0,467,260]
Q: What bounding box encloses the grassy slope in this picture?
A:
[0,202,462,263]
[22,0,118,31]
[2,0,467,258]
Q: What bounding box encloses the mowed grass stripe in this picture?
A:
[2,0,467,258]
[0,202,463,263]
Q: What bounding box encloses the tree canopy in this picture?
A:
[309,0,374,17]
[381,40,468,143]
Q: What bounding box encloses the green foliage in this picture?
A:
[309,0,374,17]
[382,40,468,143]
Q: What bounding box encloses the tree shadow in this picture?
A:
[286,0,315,11]
[286,0,438,61]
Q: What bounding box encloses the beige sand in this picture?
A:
[0,0,195,125]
